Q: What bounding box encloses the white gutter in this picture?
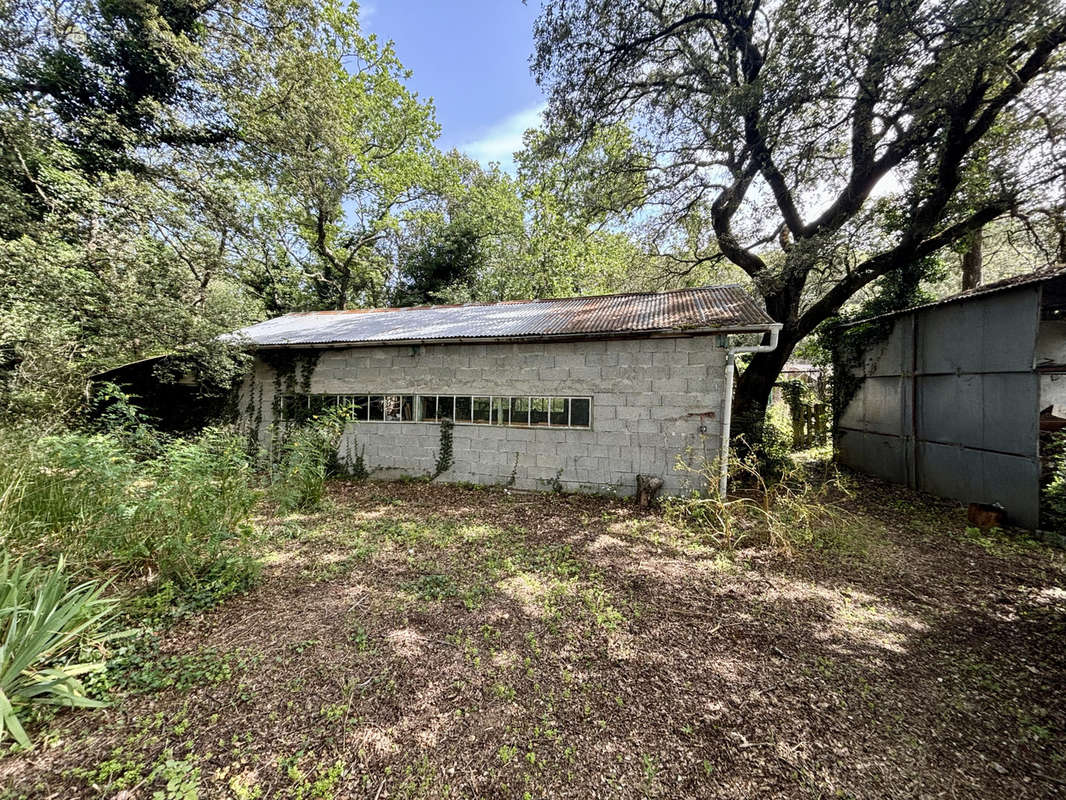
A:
[718,324,783,497]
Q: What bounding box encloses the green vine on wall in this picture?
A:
[818,316,896,425]
[434,417,454,477]
[259,349,323,424]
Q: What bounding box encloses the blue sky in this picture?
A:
[361,1,546,169]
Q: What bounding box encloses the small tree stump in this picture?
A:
[636,475,665,509]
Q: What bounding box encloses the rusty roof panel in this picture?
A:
[232,285,776,347]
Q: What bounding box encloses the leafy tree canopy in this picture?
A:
[533,0,1066,434]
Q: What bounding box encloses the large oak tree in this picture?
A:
[533,0,1066,438]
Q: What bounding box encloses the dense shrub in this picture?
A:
[0,427,259,593]
[0,556,117,747]
[271,411,348,512]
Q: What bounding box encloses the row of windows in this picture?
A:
[279,394,592,428]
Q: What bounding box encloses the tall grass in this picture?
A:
[0,427,258,589]
[670,445,856,553]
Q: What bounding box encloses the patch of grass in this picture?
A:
[99,636,246,695]
[959,525,1046,557]
[409,573,459,602]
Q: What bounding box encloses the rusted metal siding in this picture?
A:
[231,285,774,347]
[837,285,1042,529]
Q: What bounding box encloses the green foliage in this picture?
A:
[434,418,455,478]
[728,403,794,482]
[0,556,118,748]
[0,427,259,594]
[272,411,349,512]
[391,222,485,306]
[1042,437,1066,532]
[390,144,648,306]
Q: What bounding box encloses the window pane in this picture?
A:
[308,395,330,417]
[510,397,529,425]
[472,396,491,423]
[291,394,312,423]
[337,395,362,421]
[369,395,384,421]
[455,396,472,422]
[400,395,415,421]
[279,395,298,420]
[570,398,591,427]
[530,397,550,426]
[549,397,570,427]
[438,396,455,420]
[492,397,509,425]
[384,395,402,421]
[419,395,437,421]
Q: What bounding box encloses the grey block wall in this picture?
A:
[242,337,726,496]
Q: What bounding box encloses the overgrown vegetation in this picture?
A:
[271,409,353,512]
[670,446,857,553]
[1042,436,1066,532]
[0,421,264,746]
[0,427,258,589]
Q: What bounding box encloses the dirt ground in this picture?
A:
[2,475,1064,799]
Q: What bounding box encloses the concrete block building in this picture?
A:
[234,286,777,496]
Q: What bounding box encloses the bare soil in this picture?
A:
[2,476,1064,799]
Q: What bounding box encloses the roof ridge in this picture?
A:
[284,283,747,317]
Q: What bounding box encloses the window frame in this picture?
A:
[276,393,593,429]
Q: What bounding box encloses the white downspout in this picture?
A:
[718,325,783,498]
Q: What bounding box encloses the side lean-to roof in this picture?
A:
[841,264,1066,327]
[231,285,777,348]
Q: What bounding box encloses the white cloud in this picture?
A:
[460,104,547,170]
[358,1,377,22]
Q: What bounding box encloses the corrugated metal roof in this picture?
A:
[231,285,776,347]
[844,264,1066,327]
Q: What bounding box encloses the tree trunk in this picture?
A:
[961,226,983,290]
[730,340,796,444]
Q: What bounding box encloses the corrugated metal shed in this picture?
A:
[232,285,775,347]
[834,267,1066,530]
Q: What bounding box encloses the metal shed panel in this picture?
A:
[917,288,1039,375]
[863,323,907,378]
[838,429,909,485]
[916,374,983,449]
[836,279,1045,529]
[916,442,1040,529]
[857,376,906,436]
[917,303,983,375]
[981,372,1039,454]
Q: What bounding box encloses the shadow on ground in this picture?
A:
[2,477,1063,799]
